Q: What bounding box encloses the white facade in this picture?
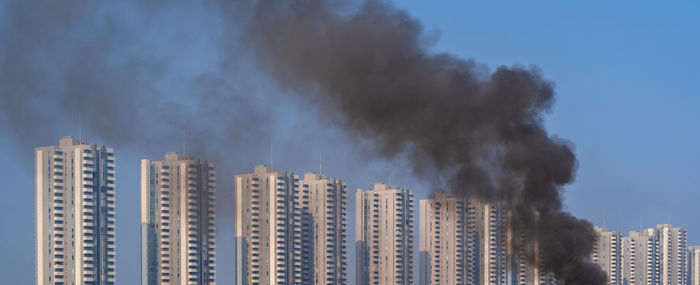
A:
[657,224,688,285]
[419,193,473,285]
[140,153,216,285]
[689,246,700,285]
[592,227,623,285]
[35,137,116,285]
[234,166,313,285]
[621,225,688,285]
[356,183,414,285]
[474,200,509,285]
[302,173,348,285]
[622,229,659,285]
[418,194,559,285]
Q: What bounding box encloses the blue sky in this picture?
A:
[1,1,699,284]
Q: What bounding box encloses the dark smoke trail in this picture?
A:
[234,0,606,283]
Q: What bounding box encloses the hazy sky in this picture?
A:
[1,1,699,284]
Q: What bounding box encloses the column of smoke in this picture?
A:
[235,0,606,284]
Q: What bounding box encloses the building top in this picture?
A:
[432,192,453,199]
[59,136,83,147]
[253,164,279,174]
[656,223,685,231]
[359,182,412,193]
[164,152,195,161]
[304,173,328,181]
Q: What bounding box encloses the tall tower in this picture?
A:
[35,137,116,285]
[419,192,473,285]
[473,199,509,285]
[234,165,313,285]
[656,224,688,285]
[356,183,414,285]
[622,229,660,285]
[592,227,623,285]
[140,152,216,285]
[689,246,700,285]
[302,173,349,285]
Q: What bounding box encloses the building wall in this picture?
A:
[419,193,471,285]
[592,227,623,285]
[621,225,689,285]
[657,224,688,285]
[622,229,659,285]
[141,152,216,285]
[303,173,348,285]
[418,193,565,285]
[356,183,414,285]
[473,200,508,285]
[35,137,116,285]
[689,246,700,285]
[234,166,313,285]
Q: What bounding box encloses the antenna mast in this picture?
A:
[78,112,82,144]
[270,144,273,168]
[388,164,391,186]
[182,129,186,155]
[319,152,323,175]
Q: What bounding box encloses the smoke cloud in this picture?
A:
[0,0,268,159]
[234,0,606,283]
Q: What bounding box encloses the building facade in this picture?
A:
[419,193,473,285]
[622,229,659,285]
[234,166,313,285]
[418,193,559,285]
[303,173,349,285]
[689,246,700,285]
[473,200,509,285]
[592,227,623,285]
[356,183,414,285]
[140,152,216,285]
[620,224,688,285]
[35,137,116,285]
[657,224,688,285]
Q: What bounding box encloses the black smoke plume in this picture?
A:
[235,0,606,283]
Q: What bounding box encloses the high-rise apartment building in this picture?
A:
[234,166,313,285]
[419,193,558,285]
[592,227,623,285]
[473,199,509,285]
[419,193,473,285]
[622,229,659,285]
[35,137,116,285]
[140,152,216,285]
[689,246,700,285]
[621,224,687,285]
[356,183,414,285]
[303,173,349,285]
[657,224,688,285]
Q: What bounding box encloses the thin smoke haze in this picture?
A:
[233,0,606,283]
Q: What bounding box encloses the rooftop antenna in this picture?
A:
[270,144,273,168]
[78,112,83,144]
[182,129,186,155]
[388,163,391,186]
[603,217,606,230]
[319,152,323,175]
